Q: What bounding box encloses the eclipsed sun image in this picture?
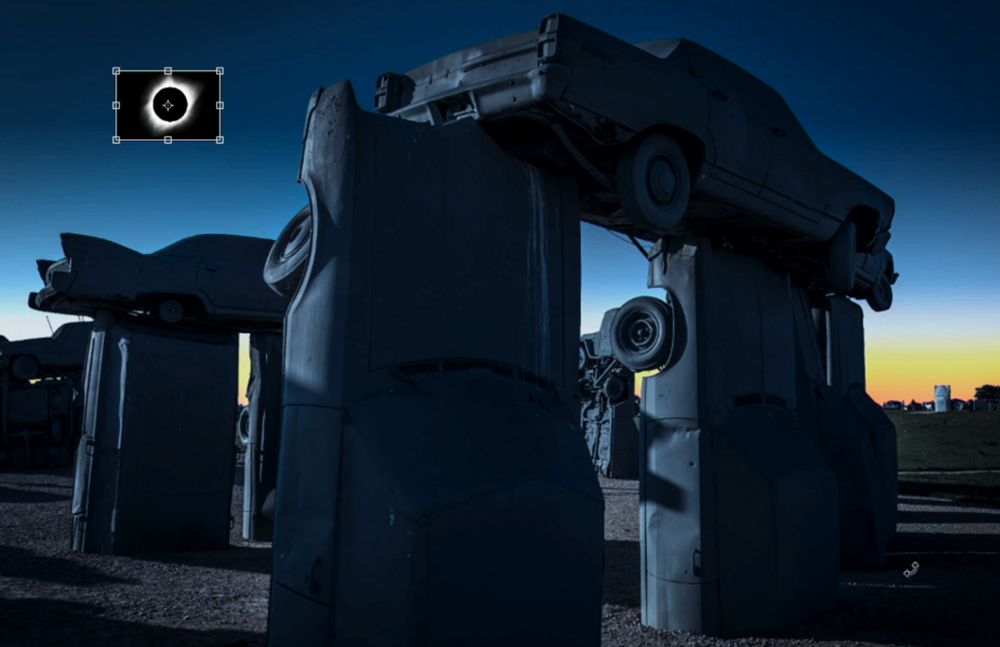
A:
[152,86,189,123]
[114,69,222,141]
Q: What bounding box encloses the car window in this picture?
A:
[639,38,817,150]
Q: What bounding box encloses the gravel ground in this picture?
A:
[1,469,997,646]
[598,479,999,647]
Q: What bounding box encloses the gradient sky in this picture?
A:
[2,0,998,404]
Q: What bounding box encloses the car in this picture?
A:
[580,314,638,479]
[0,378,81,468]
[0,322,91,381]
[882,400,903,410]
[376,14,898,310]
[29,233,291,332]
[0,323,89,468]
[236,403,250,451]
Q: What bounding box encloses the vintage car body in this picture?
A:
[0,322,91,380]
[579,309,639,479]
[0,377,81,468]
[0,323,89,467]
[29,233,289,331]
[376,14,897,308]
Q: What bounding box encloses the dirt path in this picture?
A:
[1,470,997,646]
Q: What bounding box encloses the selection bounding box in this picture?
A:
[113,67,224,143]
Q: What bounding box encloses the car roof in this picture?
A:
[153,234,275,260]
[52,321,92,339]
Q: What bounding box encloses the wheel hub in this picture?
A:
[282,223,309,260]
[159,300,184,323]
[605,375,626,401]
[11,356,39,381]
[648,158,677,204]
[624,316,656,352]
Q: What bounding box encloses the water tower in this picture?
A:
[935,385,952,412]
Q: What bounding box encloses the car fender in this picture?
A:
[58,233,143,299]
[853,251,888,290]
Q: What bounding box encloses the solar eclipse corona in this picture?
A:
[112,67,224,143]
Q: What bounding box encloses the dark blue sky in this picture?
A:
[2,0,999,396]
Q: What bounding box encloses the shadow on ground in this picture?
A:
[0,598,265,647]
[0,485,71,504]
[603,539,639,608]
[897,480,1000,505]
[0,467,74,479]
[133,545,272,575]
[600,519,999,647]
[897,505,1000,526]
[774,529,1000,647]
[0,544,138,586]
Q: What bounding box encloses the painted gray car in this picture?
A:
[30,233,289,331]
[376,13,898,309]
[0,322,91,381]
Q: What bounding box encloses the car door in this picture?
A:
[687,49,772,193]
[196,238,268,313]
[139,253,199,301]
[198,256,266,313]
[706,87,772,193]
[758,123,832,223]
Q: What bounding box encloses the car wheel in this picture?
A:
[157,299,185,324]
[579,343,589,371]
[617,134,691,232]
[236,405,251,451]
[264,205,313,299]
[866,275,893,312]
[610,296,673,372]
[603,374,628,404]
[11,356,40,381]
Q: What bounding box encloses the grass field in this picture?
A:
[887,410,1000,504]
[889,410,1000,470]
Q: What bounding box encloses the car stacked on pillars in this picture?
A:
[0,322,91,468]
[376,13,898,371]
[30,233,288,332]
